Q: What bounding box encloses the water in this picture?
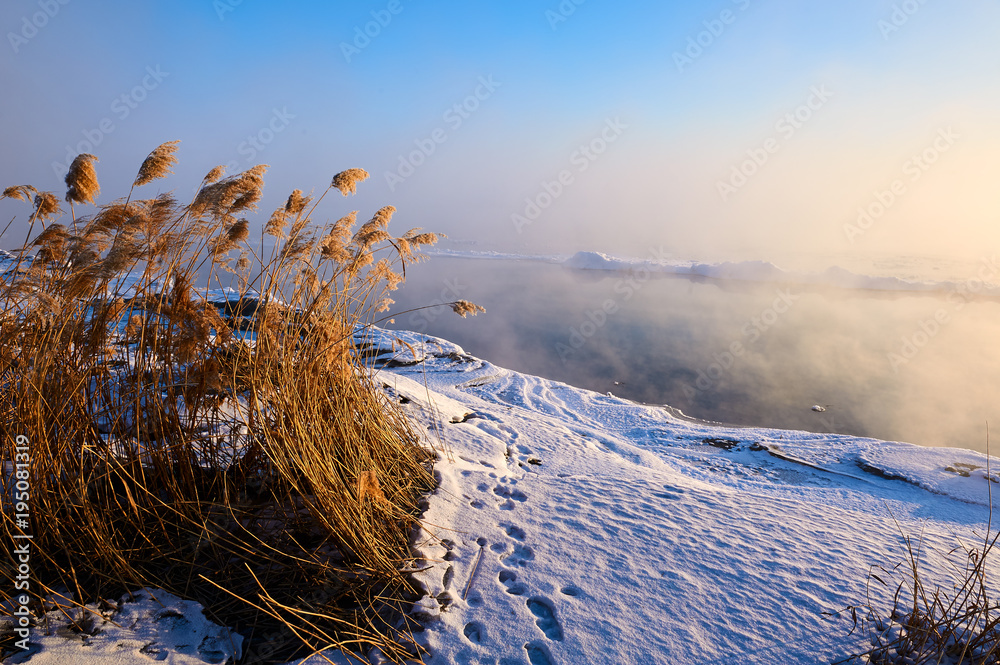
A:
[384,255,1000,453]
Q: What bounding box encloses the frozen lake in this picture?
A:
[385,254,1000,452]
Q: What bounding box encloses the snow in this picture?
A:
[7,328,1000,664]
[1,589,242,664]
[313,328,999,664]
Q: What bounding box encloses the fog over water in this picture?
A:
[385,254,1000,453]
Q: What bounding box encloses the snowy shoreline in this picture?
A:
[7,327,1000,664]
[369,329,1000,664]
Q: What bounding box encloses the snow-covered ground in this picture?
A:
[7,328,1000,664]
[1,590,242,664]
[359,329,1000,665]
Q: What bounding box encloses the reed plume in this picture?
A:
[203,165,226,184]
[285,188,311,215]
[2,185,37,202]
[319,212,355,264]
[33,192,63,222]
[451,299,486,317]
[133,140,181,186]
[191,164,268,221]
[227,217,249,243]
[30,223,69,265]
[264,208,289,239]
[331,168,369,195]
[64,153,100,205]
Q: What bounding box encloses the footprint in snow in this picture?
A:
[525,641,556,665]
[493,486,528,502]
[499,569,527,596]
[502,523,526,541]
[463,621,485,644]
[527,597,563,641]
[494,485,528,511]
[505,543,534,566]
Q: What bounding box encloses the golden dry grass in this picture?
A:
[834,511,1000,664]
[0,141,468,663]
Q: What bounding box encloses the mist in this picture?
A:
[384,257,1000,452]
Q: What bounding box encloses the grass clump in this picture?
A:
[0,142,471,663]
[834,515,1000,664]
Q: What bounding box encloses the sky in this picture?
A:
[1,0,999,267]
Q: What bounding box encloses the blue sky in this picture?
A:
[2,0,999,265]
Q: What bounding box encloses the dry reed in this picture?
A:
[0,142,481,663]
